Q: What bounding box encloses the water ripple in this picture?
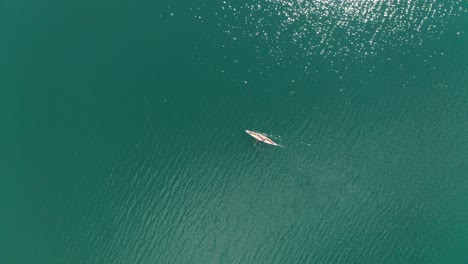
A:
[194,0,464,70]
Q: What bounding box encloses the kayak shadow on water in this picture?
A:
[253,136,315,150]
[248,139,287,151]
[242,138,282,151]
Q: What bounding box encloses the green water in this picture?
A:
[1,0,467,263]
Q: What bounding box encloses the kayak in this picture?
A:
[245,130,284,147]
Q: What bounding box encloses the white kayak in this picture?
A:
[245,130,284,147]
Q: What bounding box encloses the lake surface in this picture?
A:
[1,0,467,263]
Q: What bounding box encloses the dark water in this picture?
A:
[1,0,467,263]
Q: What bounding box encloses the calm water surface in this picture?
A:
[1,0,467,263]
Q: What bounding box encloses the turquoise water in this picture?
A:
[1,0,467,263]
